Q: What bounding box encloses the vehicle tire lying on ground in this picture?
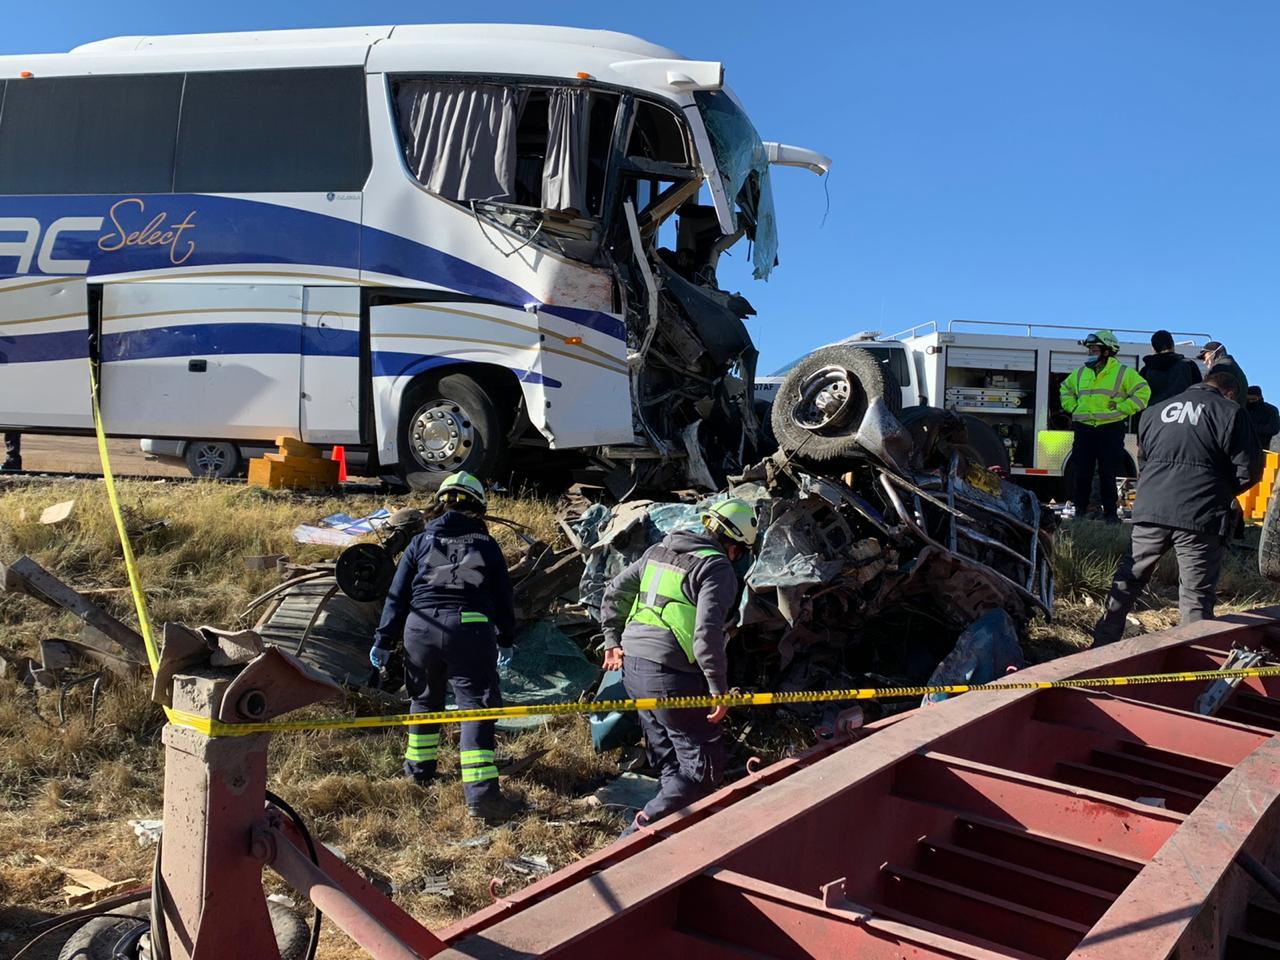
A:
[770,345,901,466]
[58,899,310,960]
[896,407,1011,473]
[1261,484,1280,583]
[957,414,1011,473]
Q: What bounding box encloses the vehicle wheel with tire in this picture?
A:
[770,345,901,467]
[1261,489,1280,583]
[398,373,505,491]
[184,440,241,479]
[58,900,310,960]
[958,415,1011,472]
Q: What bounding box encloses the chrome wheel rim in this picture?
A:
[792,365,856,432]
[409,400,475,472]
[193,443,229,475]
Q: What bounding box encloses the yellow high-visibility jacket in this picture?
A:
[1060,357,1151,427]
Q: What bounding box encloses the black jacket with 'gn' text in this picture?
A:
[1133,383,1263,535]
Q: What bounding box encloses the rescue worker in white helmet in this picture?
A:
[1060,330,1151,522]
[599,497,759,836]
[370,471,522,823]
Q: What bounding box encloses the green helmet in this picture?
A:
[703,497,759,547]
[436,471,487,509]
[1080,330,1120,352]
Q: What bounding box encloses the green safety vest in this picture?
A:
[1060,359,1151,426]
[625,545,725,663]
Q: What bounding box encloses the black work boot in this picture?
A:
[0,458,20,472]
[466,792,525,825]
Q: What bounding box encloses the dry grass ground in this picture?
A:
[1,482,1277,958]
[0,480,614,958]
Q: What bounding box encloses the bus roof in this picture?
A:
[0,24,711,96]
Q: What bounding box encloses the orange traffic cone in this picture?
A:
[331,445,347,483]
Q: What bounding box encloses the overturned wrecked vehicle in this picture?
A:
[572,347,1055,718]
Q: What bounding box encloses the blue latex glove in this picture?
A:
[496,647,514,669]
[369,646,390,670]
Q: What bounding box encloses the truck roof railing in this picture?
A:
[888,318,1211,343]
[944,319,1212,340]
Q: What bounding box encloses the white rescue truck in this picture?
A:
[757,321,1210,496]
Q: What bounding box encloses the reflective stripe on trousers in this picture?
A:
[459,748,499,784]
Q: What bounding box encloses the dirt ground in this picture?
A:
[5,436,187,478]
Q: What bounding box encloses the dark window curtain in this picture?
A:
[396,82,529,202]
[541,88,590,213]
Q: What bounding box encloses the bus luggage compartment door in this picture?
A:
[0,277,94,431]
[99,283,304,441]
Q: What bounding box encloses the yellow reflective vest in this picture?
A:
[1060,358,1151,427]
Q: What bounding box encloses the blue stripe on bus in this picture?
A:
[0,329,90,363]
[370,350,562,389]
[0,194,627,343]
[99,323,360,362]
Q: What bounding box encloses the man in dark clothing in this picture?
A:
[600,498,759,837]
[1093,372,1262,645]
[2,433,20,471]
[1139,329,1201,410]
[1247,386,1280,451]
[1197,341,1249,410]
[370,471,522,823]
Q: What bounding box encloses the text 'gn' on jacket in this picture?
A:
[1134,383,1264,535]
[1059,357,1151,427]
[1139,351,1202,407]
[372,510,516,650]
[599,530,739,695]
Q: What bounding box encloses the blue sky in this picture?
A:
[6,2,1277,389]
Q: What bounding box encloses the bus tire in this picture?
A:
[184,440,241,479]
[770,345,901,466]
[398,373,504,490]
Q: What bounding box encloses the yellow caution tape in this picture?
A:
[166,665,1280,738]
[89,364,163,677]
[87,365,1280,740]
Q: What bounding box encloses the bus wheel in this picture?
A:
[398,373,504,490]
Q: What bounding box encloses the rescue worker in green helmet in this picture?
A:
[370,471,522,824]
[1060,330,1151,523]
[599,497,759,836]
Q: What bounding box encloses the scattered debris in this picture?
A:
[243,554,288,572]
[293,507,392,546]
[39,499,75,525]
[922,609,1025,705]
[503,855,551,876]
[0,555,148,671]
[411,875,455,898]
[447,835,492,849]
[58,865,140,906]
[589,773,661,812]
[128,818,164,846]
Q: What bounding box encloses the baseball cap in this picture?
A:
[1248,385,1262,397]
[1198,340,1223,357]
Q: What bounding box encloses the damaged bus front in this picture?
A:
[377,36,830,490]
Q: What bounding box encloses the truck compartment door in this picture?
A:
[0,278,93,430]
[99,283,303,440]
[300,287,362,444]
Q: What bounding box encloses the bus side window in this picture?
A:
[627,101,689,166]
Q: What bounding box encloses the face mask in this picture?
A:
[1084,355,1102,369]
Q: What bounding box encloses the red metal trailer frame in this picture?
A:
[154,608,1280,959]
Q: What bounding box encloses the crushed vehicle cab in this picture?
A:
[575,352,1054,729]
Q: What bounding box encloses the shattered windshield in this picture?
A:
[694,89,779,281]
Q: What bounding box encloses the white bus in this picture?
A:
[0,24,828,487]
